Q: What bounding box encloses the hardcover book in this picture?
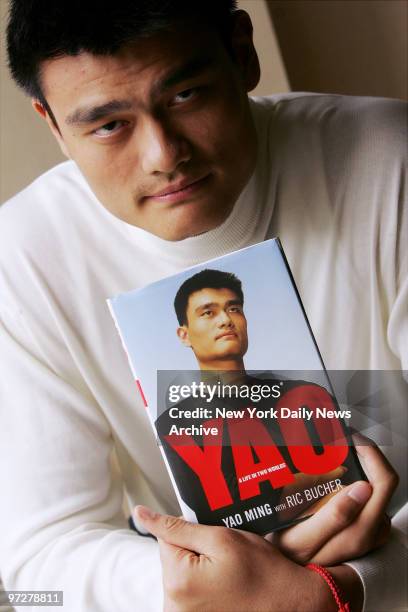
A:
[108,238,366,534]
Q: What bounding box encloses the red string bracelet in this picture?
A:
[306,563,350,611]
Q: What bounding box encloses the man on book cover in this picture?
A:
[174,268,249,372]
[1,1,406,611]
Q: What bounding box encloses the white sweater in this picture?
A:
[0,94,407,611]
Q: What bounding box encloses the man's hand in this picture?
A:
[134,437,397,611]
[134,507,341,612]
[270,437,398,566]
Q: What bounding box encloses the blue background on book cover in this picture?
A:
[108,240,323,407]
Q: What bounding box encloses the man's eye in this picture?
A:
[171,88,197,105]
[93,120,127,137]
[201,310,213,317]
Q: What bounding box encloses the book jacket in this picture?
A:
[108,238,366,534]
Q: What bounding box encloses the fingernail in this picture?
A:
[347,481,372,504]
[351,432,366,444]
[352,432,374,446]
[135,505,157,521]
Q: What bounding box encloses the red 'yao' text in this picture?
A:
[164,385,349,511]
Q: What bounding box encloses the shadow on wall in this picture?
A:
[269,0,407,100]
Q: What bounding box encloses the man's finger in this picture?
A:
[276,480,372,562]
[330,440,398,549]
[372,514,392,548]
[287,466,347,494]
[134,505,219,554]
[157,537,198,567]
[353,440,399,514]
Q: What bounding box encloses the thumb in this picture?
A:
[276,480,372,562]
[134,505,217,554]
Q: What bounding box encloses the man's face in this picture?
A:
[177,287,248,368]
[37,15,258,240]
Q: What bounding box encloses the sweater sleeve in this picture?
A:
[346,199,408,610]
[0,305,163,612]
[344,504,408,612]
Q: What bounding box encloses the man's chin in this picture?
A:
[144,209,231,241]
[133,191,236,241]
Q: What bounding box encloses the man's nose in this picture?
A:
[140,117,192,175]
[217,311,234,327]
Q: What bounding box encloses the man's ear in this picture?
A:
[177,326,192,348]
[32,99,71,159]
[229,9,260,92]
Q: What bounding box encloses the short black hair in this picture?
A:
[174,268,244,326]
[7,0,237,104]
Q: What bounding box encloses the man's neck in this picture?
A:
[198,358,246,374]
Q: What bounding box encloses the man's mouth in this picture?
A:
[143,174,211,204]
[216,331,238,340]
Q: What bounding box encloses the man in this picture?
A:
[0,1,406,611]
[174,269,248,371]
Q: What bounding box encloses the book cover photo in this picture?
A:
[108,238,366,535]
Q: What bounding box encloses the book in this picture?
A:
[107,238,366,534]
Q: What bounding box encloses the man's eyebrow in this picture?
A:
[153,55,216,95]
[195,302,217,313]
[65,56,215,127]
[195,299,242,313]
[65,100,134,127]
[225,300,242,307]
